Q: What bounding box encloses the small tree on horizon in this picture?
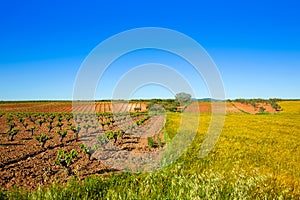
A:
[175,92,192,104]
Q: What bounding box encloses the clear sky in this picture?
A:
[0,0,299,100]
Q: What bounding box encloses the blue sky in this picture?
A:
[0,0,299,100]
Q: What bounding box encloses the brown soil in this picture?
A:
[184,101,278,114]
[0,102,148,113]
[231,102,276,114]
[0,110,163,191]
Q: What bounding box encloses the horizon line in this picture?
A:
[0,98,299,102]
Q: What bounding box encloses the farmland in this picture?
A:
[0,100,299,199]
[0,101,148,113]
[0,101,159,190]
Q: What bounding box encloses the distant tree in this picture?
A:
[175,92,192,103]
[269,99,282,111]
[250,101,257,109]
[259,106,266,113]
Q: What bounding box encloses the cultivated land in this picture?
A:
[0,101,148,113]
[0,100,299,199]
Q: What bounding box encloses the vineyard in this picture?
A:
[0,101,148,113]
[0,101,164,190]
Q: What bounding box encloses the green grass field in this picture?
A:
[1,101,299,199]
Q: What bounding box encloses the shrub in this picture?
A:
[18,117,24,123]
[250,101,257,109]
[70,126,81,141]
[65,115,72,122]
[58,116,63,122]
[259,106,266,113]
[29,115,36,124]
[7,128,19,141]
[56,149,78,166]
[158,137,162,149]
[270,99,282,111]
[48,119,53,126]
[55,149,78,176]
[38,119,45,127]
[100,122,106,130]
[148,137,155,148]
[6,114,13,122]
[22,121,28,129]
[7,121,16,131]
[93,144,99,151]
[83,124,90,134]
[49,114,56,120]
[97,135,108,145]
[56,130,67,143]
[80,144,91,160]
[26,126,36,136]
[34,133,49,148]
[105,131,119,143]
[0,112,5,118]
[105,131,114,140]
[47,124,54,133]
[56,122,64,130]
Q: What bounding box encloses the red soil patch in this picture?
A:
[184,102,240,114]
[184,101,278,114]
[231,102,276,114]
[184,102,211,113]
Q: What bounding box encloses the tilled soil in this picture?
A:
[0,102,148,113]
[0,116,107,190]
[0,112,164,191]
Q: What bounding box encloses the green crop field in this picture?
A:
[0,101,299,199]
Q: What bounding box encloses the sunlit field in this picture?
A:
[1,101,299,199]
